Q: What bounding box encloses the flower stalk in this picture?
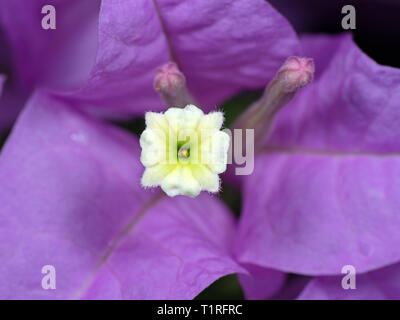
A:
[233,56,315,151]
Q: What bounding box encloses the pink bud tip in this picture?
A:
[153,62,186,95]
[277,56,315,93]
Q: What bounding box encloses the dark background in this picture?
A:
[270,0,400,68]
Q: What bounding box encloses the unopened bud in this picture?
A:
[154,62,196,108]
[277,56,314,93]
[233,56,314,151]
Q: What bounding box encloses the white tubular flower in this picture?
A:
[140,104,230,197]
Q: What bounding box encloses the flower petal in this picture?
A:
[64,0,299,114]
[238,264,286,300]
[298,263,400,300]
[198,112,224,132]
[235,153,400,275]
[164,104,204,131]
[207,131,230,174]
[81,194,244,299]
[0,0,100,90]
[145,112,169,132]
[161,166,201,197]
[140,129,167,167]
[142,164,175,187]
[191,165,220,193]
[65,0,170,115]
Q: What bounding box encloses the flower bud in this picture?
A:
[276,56,314,93]
[154,62,196,108]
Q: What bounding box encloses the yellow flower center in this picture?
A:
[140,104,230,197]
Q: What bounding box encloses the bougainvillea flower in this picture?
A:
[234,34,400,279]
[0,0,301,300]
[0,92,248,299]
[140,105,230,197]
